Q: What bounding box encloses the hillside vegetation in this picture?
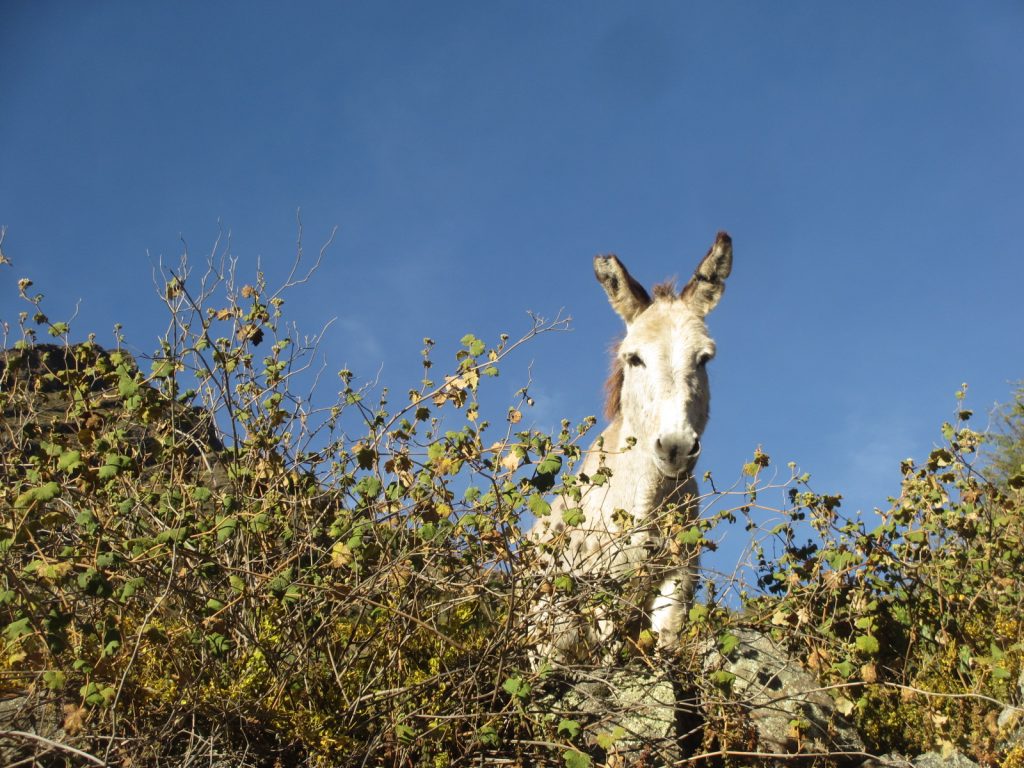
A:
[1,250,1022,767]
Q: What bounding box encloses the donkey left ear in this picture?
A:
[594,254,652,324]
[681,231,732,316]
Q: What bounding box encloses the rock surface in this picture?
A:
[538,667,686,767]
[911,750,980,768]
[997,668,1024,748]
[704,628,866,760]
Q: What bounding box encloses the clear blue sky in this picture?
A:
[3,3,1022,540]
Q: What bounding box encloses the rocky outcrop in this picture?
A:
[538,668,686,767]
[703,628,865,759]
[539,628,866,767]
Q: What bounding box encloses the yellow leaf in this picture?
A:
[835,696,855,716]
[63,704,87,735]
[508,409,522,424]
[501,452,522,472]
[331,542,353,568]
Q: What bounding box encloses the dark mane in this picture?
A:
[651,279,679,299]
[603,347,623,421]
[602,280,680,421]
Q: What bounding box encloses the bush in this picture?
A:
[1,248,601,766]
[741,389,1024,761]
[1,237,1022,766]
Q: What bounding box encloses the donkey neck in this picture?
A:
[594,418,698,520]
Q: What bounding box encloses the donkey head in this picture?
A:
[596,231,732,478]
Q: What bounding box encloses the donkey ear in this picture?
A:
[681,231,732,316]
[594,254,652,324]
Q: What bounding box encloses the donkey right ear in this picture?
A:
[680,231,732,316]
[594,255,651,324]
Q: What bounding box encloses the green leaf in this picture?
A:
[718,632,740,656]
[563,749,592,768]
[15,481,62,508]
[13,489,37,509]
[118,370,140,398]
[528,494,551,518]
[501,675,531,699]
[120,577,145,602]
[356,476,382,498]
[595,727,626,750]
[833,660,855,678]
[677,525,703,546]
[476,725,499,746]
[207,632,232,655]
[191,486,213,502]
[561,507,585,526]
[855,634,879,655]
[43,670,66,690]
[557,718,581,739]
[215,515,238,542]
[4,617,32,641]
[537,454,562,475]
[57,450,84,472]
[96,464,119,480]
[150,358,175,378]
[80,682,116,706]
[460,334,486,357]
[709,669,736,690]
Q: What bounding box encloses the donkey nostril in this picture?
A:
[689,439,701,457]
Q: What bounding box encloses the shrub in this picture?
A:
[1,236,1022,766]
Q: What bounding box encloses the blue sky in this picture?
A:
[3,2,1023,546]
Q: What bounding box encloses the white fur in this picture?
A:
[529,234,731,666]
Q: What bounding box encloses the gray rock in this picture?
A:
[911,750,980,768]
[0,693,88,767]
[862,754,915,768]
[537,667,684,767]
[703,629,865,759]
[997,668,1024,746]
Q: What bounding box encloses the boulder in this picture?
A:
[911,750,980,768]
[537,667,686,767]
[703,629,865,760]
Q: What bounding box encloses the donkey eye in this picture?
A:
[624,352,645,368]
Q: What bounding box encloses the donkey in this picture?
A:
[529,231,732,666]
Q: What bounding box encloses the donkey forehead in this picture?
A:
[624,299,713,352]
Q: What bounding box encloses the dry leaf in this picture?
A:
[835,696,855,717]
[331,542,353,568]
[501,452,522,472]
[63,703,87,735]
